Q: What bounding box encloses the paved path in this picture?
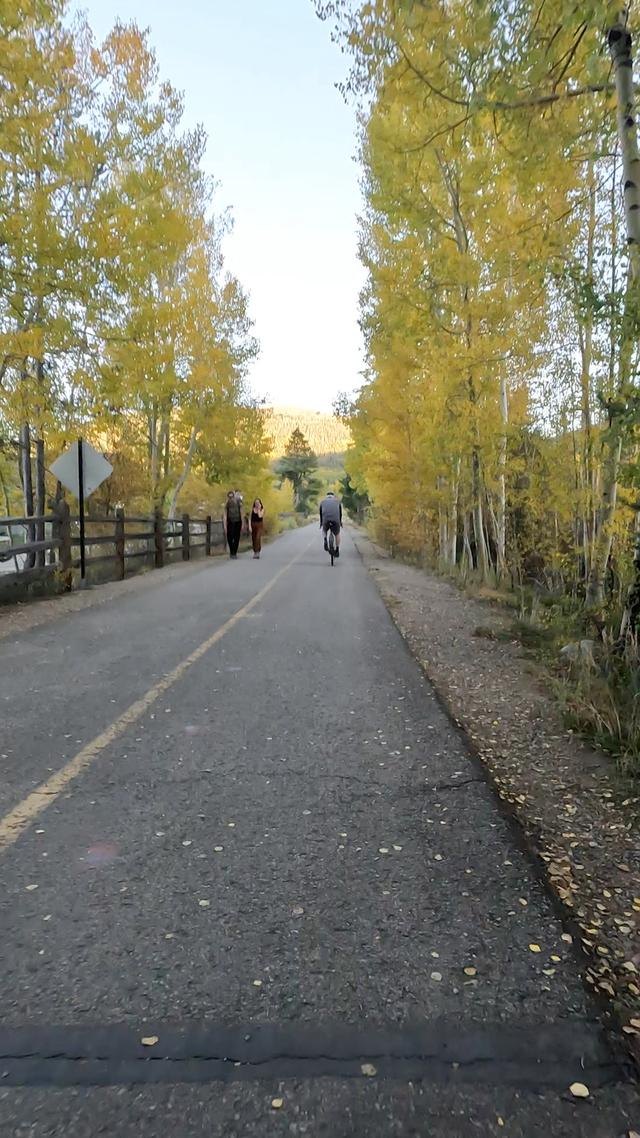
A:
[0,526,637,1136]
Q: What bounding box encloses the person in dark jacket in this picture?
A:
[319,491,343,557]
[224,490,242,558]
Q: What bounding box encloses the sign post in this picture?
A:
[77,438,86,580]
[50,439,113,581]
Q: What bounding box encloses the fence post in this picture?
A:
[35,438,46,568]
[53,499,72,591]
[154,509,164,569]
[182,513,190,561]
[115,508,125,580]
[205,515,212,557]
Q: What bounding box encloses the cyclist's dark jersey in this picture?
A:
[319,496,342,528]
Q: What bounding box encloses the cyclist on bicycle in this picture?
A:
[319,491,343,558]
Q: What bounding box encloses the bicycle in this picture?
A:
[325,524,339,567]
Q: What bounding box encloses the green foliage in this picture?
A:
[297,474,324,515]
[340,472,369,522]
[558,636,640,775]
[274,428,320,512]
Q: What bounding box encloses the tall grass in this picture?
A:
[558,634,640,774]
[502,590,640,774]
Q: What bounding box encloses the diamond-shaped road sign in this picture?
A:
[50,440,113,499]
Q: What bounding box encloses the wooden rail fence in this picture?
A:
[0,502,227,594]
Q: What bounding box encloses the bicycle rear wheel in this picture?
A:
[328,530,335,566]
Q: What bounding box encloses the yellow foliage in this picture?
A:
[0,3,262,520]
[329,0,638,594]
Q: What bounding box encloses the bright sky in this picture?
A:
[75,0,365,412]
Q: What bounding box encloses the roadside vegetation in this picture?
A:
[0,1,278,527]
[318,0,640,769]
[273,426,352,517]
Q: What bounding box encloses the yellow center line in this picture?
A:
[0,540,310,855]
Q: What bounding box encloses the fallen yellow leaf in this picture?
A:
[569,1082,589,1098]
[271,1098,284,1109]
[361,1063,377,1077]
[463,967,477,977]
[529,944,541,953]
[141,1036,159,1047]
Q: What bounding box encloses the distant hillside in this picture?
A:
[265,406,351,459]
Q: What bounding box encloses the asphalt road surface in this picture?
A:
[0,525,638,1136]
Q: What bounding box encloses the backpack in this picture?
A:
[226,497,241,524]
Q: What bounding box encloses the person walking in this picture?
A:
[251,498,265,559]
[224,489,242,559]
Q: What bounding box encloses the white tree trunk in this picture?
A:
[587,18,640,610]
[608,18,640,260]
[496,376,508,578]
[167,426,199,520]
[449,457,460,568]
[472,450,490,580]
[462,511,473,573]
[149,406,159,508]
[437,474,448,569]
[576,158,596,580]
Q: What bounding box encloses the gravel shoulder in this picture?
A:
[353,529,640,1065]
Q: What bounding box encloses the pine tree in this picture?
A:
[275,429,319,510]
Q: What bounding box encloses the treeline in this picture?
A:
[266,407,351,460]
[0,1,275,522]
[319,1,640,631]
